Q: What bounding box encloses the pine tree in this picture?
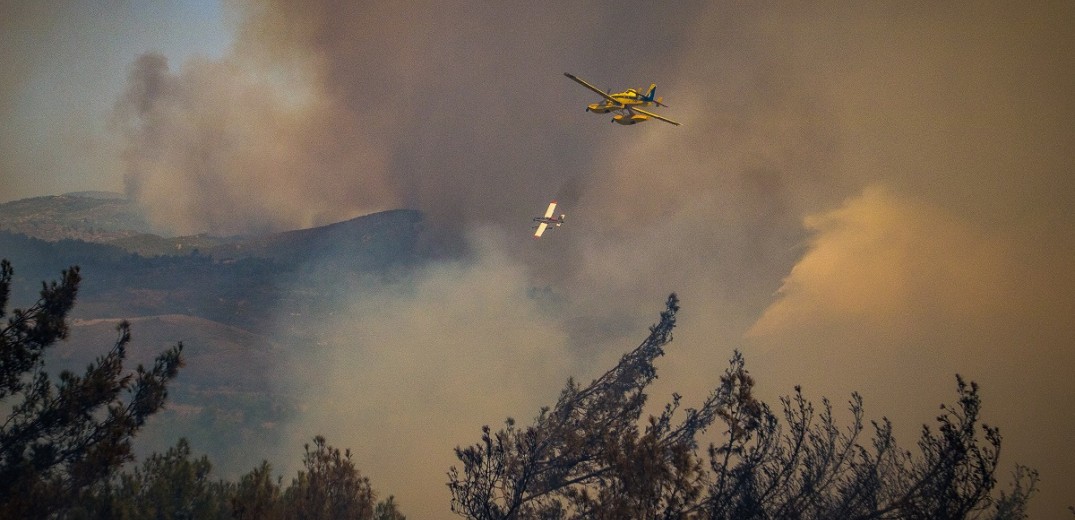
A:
[0,259,183,518]
[282,435,376,520]
[448,294,1037,519]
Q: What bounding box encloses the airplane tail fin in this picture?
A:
[644,83,657,101]
[644,84,668,106]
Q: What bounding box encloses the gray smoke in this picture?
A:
[107,2,1075,517]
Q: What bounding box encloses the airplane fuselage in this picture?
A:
[533,216,565,226]
[583,89,666,124]
[532,208,565,238]
[585,89,658,114]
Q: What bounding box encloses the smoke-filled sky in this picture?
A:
[3,1,1074,517]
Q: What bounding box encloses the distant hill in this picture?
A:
[0,193,424,263]
[0,193,152,242]
[0,192,240,255]
[0,193,426,354]
[105,232,242,257]
[63,191,127,200]
[0,207,425,329]
[1,193,429,475]
[210,209,424,269]
[0,193,427,354]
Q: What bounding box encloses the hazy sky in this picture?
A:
[3,1,1074,517]
[0,0,231,201]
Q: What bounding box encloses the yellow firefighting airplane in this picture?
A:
[564,72,681,126]
[533,201,565,238]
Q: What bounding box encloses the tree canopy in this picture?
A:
[448,294,1038,519]
[0,259,406,519]
[0,259,183,517]
[0,260,1040,518]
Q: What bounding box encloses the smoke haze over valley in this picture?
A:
[3,2,1074,517]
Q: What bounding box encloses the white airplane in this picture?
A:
[533,201,565,238]
[564,72,681,126]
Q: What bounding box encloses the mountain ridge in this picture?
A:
[0,193,152,242]
[0,192,424,263]
[1,192,430,473]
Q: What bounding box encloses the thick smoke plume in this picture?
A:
[114,50,394,236]
[108,2,1075,518]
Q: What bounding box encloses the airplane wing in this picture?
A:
[534,222,549,238]
[564,73,621,106]
[632,106,681,126]
[544,201,557,219]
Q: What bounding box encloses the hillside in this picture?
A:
[0,192,152,242]
[65,315,281,388]
[0,192,424,263]
[1,208,424,329]
[1,194,428,474]
[106,232,241,257]
[57,315,293,472]
[210,208,424,269]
